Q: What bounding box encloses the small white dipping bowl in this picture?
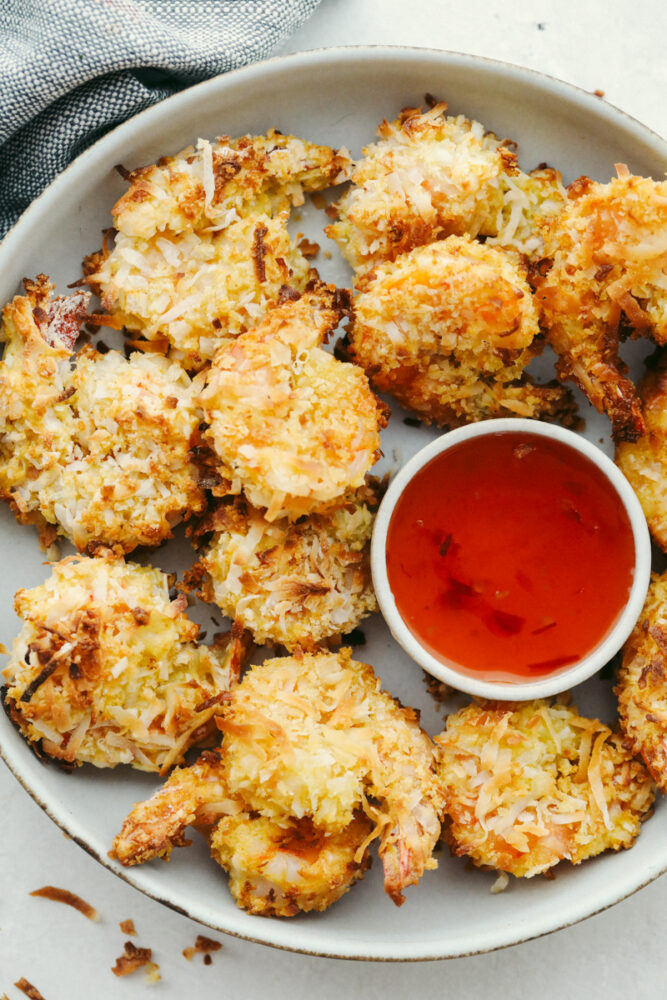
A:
[371,418,651,700]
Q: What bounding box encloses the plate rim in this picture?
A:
[1,43,666,961]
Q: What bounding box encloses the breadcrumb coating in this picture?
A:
[616,572,667,790]
[199,284,387,521]
[616,356,667,551]
[435,700,654,878]
[0,276,83,538]
[0,279,205,552]
[58,346,205,551]
[113,650,443,907]
[185,480,380,650]
[112,753,234,865]
[218,650,443,903]
[210,813,372,917]
[343,236,576,427]
[535,169,667,442]
[112,752,372,916]
[112,130,352,240]
[326,103,566,272]
[86,213,312,368]
[3,555,251,771]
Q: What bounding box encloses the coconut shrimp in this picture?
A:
[616,572,667,790]
[0,275,84,545]
[185,479,381,651]
[435,700,654,879]
[342,236,576,427]
[210,813,373,917]
[616,355,667,550]
[112,750,373,917]
[535,170,667,442]
[113,649,443,907]
[112,129,351,240]
[0,278,206,552]
[2,553,251,771]
[58,344,205,552]
[85,212,313,368]
[326,102,566,273]
[198,283,387,521]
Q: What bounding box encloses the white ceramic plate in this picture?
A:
[1,47,666,962]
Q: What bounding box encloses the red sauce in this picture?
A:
[386,432,635,682]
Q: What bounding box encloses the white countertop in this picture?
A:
[2,1,665,995]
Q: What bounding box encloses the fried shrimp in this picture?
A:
[112,752,236,863]
[59,345,205,552]
[85,213,312,368]
[0,278,205,552]
[2,554,251,771]
[326,102,566,272]
[112,130,351,240]
[210,813,373,917]
[342,237,576,427]
[0,275,84,540]
[199,284,387,521]
[185,479,380,651]
[217,650,442,903]
[616,572,667,789]
[112,751,373,916]
[113,650,443,908]
[616,356,667,550]
[435,700,654,879]
[535,169,667,441]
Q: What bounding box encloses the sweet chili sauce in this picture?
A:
[386,432,635,682]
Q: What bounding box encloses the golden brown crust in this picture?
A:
[210,813,372,917]
[112,130,352,240]
[345,236,577,428]
[0,279,206,552]
[327,103,565,272]
[185,480,381,650]
[616,572,667,788]
[199,283,385,520]
[113,650,442,909]
[616,355,667,550]
[535,171,667,441]
[85,213,313,368]
[435,700,654,878]
[3,554,250,771]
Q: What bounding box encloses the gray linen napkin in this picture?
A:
[0,0,322,237]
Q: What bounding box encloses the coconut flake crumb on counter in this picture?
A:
[13,978,46,1000]
[29,886,99,921]
[111,941,160,981]
[182,935,223,962]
